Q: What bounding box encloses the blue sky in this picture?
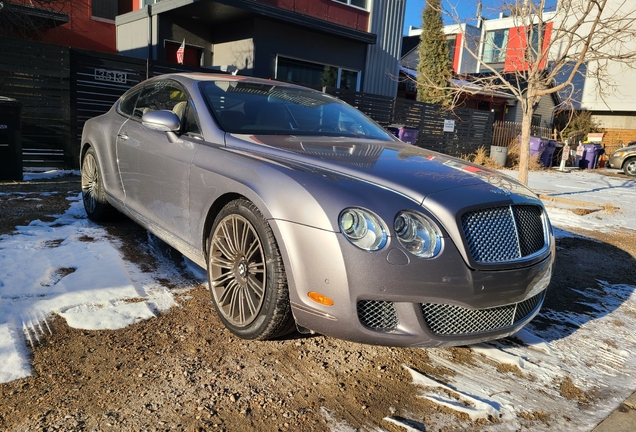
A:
[403,0,558,34]
[403,0,485,34]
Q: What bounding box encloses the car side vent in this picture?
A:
[462,205,546,263]
[357,300,398,331]
[421,292,544,336]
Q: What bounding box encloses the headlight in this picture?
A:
[614,151,624,158]
[394,211,442,258]
[339,208,387,251]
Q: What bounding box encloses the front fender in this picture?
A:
[188,142,335,259]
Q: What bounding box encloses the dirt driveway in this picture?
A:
[1,174,636,431]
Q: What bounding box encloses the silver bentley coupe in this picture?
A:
[80,73,554,347]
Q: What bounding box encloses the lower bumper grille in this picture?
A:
[357,300,398,331]
[421,291,544,336]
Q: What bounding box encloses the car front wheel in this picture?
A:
[624,158,636,176]
[207,199,294,340]
[81,147,115,221]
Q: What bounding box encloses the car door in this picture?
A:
[116,79,201,242]
[96,87,142,205]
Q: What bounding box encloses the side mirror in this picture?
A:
[142,110,181,132]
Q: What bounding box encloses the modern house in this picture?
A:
[115,0,406,97]
[402,0,636,143]
[2,0,407,97]
[401,15,558,128]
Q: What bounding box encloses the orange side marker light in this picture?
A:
[308,292,334,306]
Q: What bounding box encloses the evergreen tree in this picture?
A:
[417,0,453,106]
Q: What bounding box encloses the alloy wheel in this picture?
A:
[209,214,266,327]
[81,153,98,214]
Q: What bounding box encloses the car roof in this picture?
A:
[156,72,311,91]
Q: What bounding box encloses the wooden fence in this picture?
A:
[492,120,554,148]
[325,87,494,156]
[0,38,71,168]
[70,49,148,166]
[1,36,495,168]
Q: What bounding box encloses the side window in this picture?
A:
[118,88,142,117]
[131,80,202,137]
[183,100,202,136]
[133,81,188,121]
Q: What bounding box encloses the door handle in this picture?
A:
[117,133,129,141]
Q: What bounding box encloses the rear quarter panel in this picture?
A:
[81,109,127,204]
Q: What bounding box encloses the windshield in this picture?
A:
[199,80,394,140]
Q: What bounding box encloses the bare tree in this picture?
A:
[0,0,69,39]
[419,0,636,185]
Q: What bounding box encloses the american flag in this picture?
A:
[176,39,185,64]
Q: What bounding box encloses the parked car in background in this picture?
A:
[80,73,555,347]
[608,142,636,176]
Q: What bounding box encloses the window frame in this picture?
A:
[331,0,369,11]
[275,56,361,92]
[117,86,143,118]
[482,29,509,64]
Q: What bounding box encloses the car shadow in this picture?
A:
[526,227,636,342]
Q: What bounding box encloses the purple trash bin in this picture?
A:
[386,125,419,144]
[521,136,548,160]
[398,127,419,144]
[541,140,557,167]
[579,144,604,169]
[529,137,547,158]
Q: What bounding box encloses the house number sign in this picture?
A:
[94,69,128,84]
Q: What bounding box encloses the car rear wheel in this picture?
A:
[81,148,115,221]
[207,199,294,340]
[624,158,636,176]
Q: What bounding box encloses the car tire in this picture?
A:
[207,199,295,340]
[624,158,636,177]
[81,147,116,221]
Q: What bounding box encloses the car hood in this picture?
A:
[616,144,636,154]
[225,134,537,204]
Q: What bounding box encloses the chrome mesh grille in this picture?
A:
[421,292,544,336]
[512,206,546,256]
[357,300,398,331]
[462,205,546,263]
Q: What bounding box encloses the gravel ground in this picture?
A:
[1,174,636,431]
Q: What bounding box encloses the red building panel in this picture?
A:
[255,0,369,31]
[300,0,329,18]
[453,33,462,72]
[504,22,553,73]
[35,0,135,53]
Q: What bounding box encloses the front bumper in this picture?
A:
[274,219,554,347]
[608,155,624,169]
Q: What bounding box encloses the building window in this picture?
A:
[276,57,360,91]
[532,114,542,127]
[527,25,545,58]
[92,0,118,20]
[483,29,509,64]
[332,0,368,11]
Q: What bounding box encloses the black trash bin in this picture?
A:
[0,97,22,181]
